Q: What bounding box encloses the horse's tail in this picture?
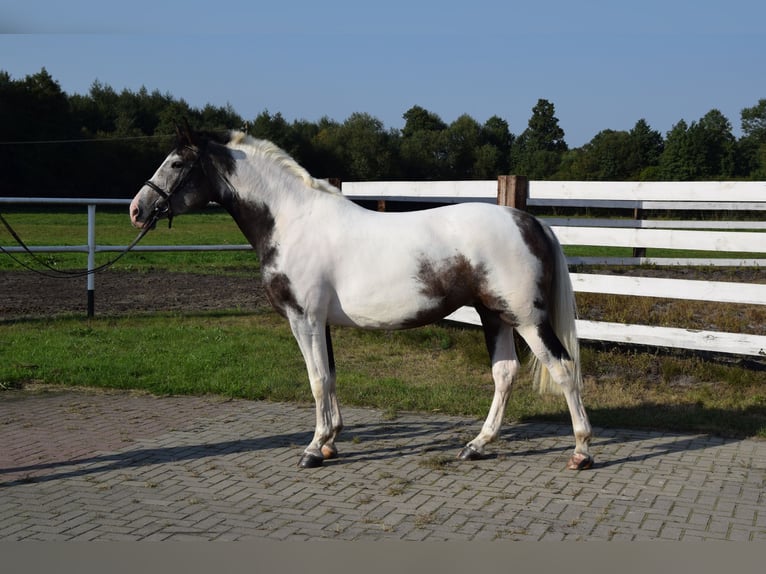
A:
[531,223,581,396]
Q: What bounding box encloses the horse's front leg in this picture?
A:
[290,320,342,468]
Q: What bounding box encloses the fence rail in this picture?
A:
[2,182,765,357]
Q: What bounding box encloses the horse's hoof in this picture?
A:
[566,453,594,470]
[298,453,324,468]
[321,444,338,460]
[457,445,484,461]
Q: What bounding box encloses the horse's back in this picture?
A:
[323,201,550,329]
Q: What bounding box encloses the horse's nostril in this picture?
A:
[129,203,144,228]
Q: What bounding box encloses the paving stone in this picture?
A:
[3,389,766,541]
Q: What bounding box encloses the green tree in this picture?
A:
[696,109,736,178]
[249,110,292,146]
[659,110,735,180]
[481,115,513,174]
[336,112,394,180]
[400,105,448,179]
[0,68,70,140]
[0,69,72,194]
[512,99,567,179]
[555,129,630,180]
[657,120,696,180]
[284,118,324,175]
[444,114,482,178]
[741,98,766,142]
[310,116,346,179]
[737,99,766,178]
[628,119,664,179]
[401,105,447,136]
[154,99,195,135]
[472,144,501,179]
[78,80,120,135]
[198,102,242,132]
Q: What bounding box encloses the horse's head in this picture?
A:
[130,126,226,229]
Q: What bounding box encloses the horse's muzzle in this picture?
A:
[129,197,159,230]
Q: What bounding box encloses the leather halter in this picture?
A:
[142,145,201,228]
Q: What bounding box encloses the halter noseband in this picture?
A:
[142,145,202,228]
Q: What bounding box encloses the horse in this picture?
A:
[129,128,594,471]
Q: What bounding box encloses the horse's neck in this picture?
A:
[217,156,319,258]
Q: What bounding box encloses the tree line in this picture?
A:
[1,68,765,198]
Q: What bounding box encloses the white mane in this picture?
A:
[228,131,342,196]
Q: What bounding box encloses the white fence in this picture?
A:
[344,179,766,358]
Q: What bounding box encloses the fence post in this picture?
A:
[497,175,528,210]
[632,206,647,258]
[87,204,96,317]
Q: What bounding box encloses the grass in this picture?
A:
[2,307,765,438]
[563,244,766,261]
[1,311,305,399]
[2,207,766,439]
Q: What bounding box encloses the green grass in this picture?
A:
[563,245,766,260]
[1,311,302,397]
[2,309,765,439]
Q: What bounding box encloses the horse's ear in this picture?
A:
[174,118,197,147]
[182,117,196,145]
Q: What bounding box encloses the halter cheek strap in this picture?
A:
[142,179,174,227]
[142,146,201,228]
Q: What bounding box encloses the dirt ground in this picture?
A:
[0,271,269,319]
[2,265,765,345]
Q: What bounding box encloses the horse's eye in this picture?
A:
[171,161,184,169]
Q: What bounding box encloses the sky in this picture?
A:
[1,1,765,147]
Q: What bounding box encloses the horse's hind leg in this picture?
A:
[458,312,518,460]
[517,322,593,470]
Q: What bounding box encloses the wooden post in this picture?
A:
[497,175,528,210]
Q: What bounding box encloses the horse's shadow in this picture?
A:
[0,420,457,487]
[0,416,736,487]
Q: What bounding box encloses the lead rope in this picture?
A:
[0,210,158,279]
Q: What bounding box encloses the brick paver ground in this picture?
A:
[2,386,765,541]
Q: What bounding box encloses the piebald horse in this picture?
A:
[130,129,593,470]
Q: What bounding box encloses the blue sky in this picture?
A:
[2,1,764,146]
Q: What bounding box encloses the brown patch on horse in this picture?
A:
[265,273,304,316]
[218,198,279,269]
[404,254,510,328]
[509,210,555,310]
[476,303,508,360]
[509,210,571,362]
